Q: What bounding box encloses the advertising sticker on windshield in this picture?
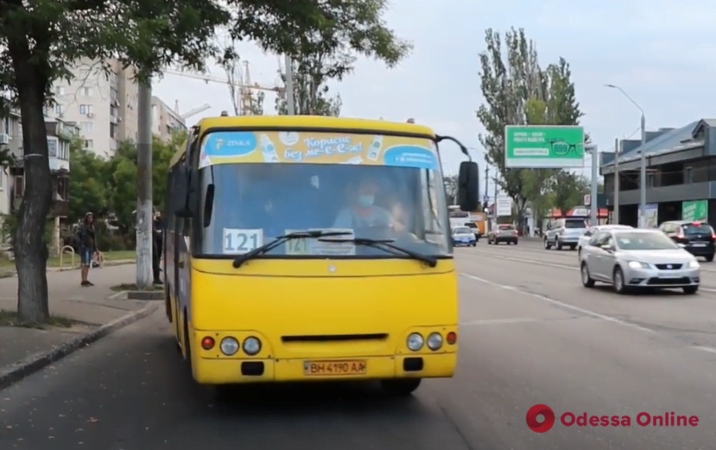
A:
[282,229,356,256]
[307,228,356,256]
[199,131,440,170]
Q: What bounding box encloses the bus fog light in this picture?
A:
[220,337,240,355]
[427,332,443,350]
[243,337,261,355]
[407,333,424,351]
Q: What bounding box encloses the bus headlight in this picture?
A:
[243,337,261,355]
[220,337,240,355]
[406,333,424,351]
[426,332,443,350]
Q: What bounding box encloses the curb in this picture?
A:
[0,302,158,391]
[127,290,164,301]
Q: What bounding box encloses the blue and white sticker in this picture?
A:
[382,145,439,170]
[202,132,258,160]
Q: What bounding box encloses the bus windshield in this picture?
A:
[198,163,451,257]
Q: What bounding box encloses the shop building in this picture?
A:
[600,119,716,227]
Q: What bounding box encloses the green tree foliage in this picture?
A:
[551,171,590,215]
[275,0,412,116]
[68,135,181,231]
[443,174,458,205]
[68,138,109,220]
[1,0,410,323]
[276,60,344,116]
[476,28,583,231]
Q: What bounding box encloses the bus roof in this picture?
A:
[169,115,437,168]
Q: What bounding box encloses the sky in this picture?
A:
[153,0,716,203]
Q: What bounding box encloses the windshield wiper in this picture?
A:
[318,237,438,267]
[232,230,352,268]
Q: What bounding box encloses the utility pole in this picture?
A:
[136,82,153,289]
[484,166,489,209]
[605,84,645,227]
[493,176,498,227]
[284,55,295,115]
[613,138,620,224]
[587,145,598,227]
[639,113,647,227]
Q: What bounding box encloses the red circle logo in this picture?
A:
[526,404,555,433]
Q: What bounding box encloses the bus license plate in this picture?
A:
[303,360,367,376]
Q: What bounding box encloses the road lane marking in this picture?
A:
[692,346,716,354]
[462,253,716,292]
[462,252,578,271]
[461,318,542,326]
[460,273,654,333]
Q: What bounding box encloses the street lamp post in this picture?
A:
[605,84,647,227]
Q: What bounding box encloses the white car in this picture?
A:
[579,228,700,295]
[577,225,633,259]
[452,226,477,247]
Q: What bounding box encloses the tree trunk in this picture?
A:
[9,44,53,324]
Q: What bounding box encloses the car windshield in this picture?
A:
[614,232,678,250]
[464,223,477,228]
[565,220,586,229]
[682,223,713,235]
[196,131,450,258]
[498,225,514,230]
[453,227,471,234]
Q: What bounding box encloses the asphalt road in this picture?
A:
[1,240,715,449]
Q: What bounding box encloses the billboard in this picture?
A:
[504,125,585,168]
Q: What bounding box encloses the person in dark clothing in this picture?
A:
[77,212,97,286]
[152,211,163,285]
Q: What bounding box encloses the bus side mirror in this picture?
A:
[457,161,479,211]
[172,166,195,218]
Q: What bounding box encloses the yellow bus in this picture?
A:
[163,115,478,396]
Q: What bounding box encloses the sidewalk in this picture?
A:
[0,258,135,278]
[0,264,155,384]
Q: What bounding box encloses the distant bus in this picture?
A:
[449,205,486,236]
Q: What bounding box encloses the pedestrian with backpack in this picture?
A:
[77,212,97,286]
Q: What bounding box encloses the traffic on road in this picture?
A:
[2,238,715,449]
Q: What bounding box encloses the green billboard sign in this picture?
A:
[504,125,585,168]
[682,200,708,222]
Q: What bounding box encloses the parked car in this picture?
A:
[658,220,715,262]
[577,224,633,259]
[544,218,588,250]
[487,224,518,245]
[452,226,477,247]
[579,228,699,295]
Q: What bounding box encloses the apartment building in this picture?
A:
[0,110,77,251]
[0,110,19,221]
[50,59,139,158]
[152,96,187,141]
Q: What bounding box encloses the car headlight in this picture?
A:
[406,333,424,351]
[219,337,240,355]
[627,261,649,269]
[688,260,700,269]
[243,337,262,355]
[426,332,443,350]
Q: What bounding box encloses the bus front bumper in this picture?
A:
[193,353,457,385]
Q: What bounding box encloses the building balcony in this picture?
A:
[49,156,69,173]
[604,181,715,206]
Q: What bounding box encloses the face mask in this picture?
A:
[358,195,374,208]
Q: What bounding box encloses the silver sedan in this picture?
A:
[579,228,700,295]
